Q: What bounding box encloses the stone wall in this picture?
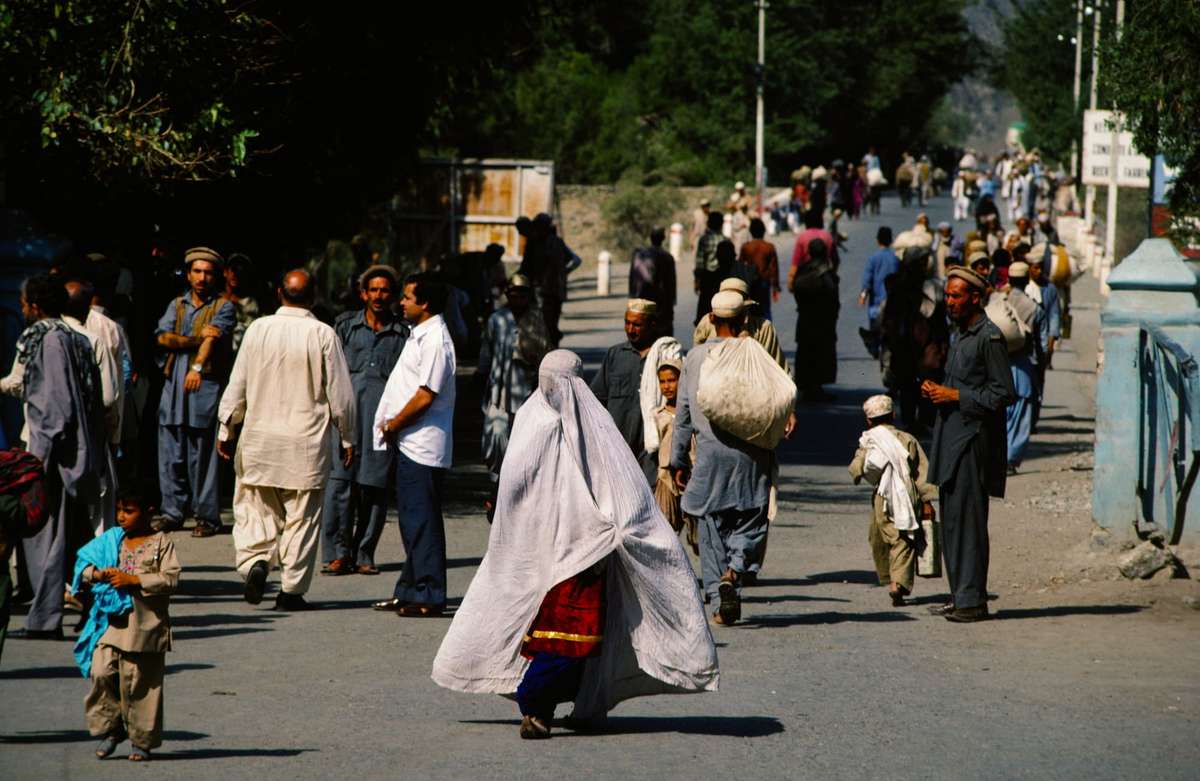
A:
[555,184,724,269]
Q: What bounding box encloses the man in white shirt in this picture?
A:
[372,274,457,617]
[217,270,355,611]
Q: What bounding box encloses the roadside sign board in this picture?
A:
[1082,109,1150,188]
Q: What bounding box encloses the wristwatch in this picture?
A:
[190,363,203,373]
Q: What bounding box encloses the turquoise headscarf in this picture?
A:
[71,528,133,678]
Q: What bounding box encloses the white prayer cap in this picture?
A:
[1009,261,1030,278]
[657,356,683,374]
[627,298,658,315]
[710,290,746,319]
[734,181,746,190]
[863,394,893,419]
[719,277,750,296]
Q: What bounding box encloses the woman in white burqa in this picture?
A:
[432,350,718,738]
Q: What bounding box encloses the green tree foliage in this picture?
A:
[601,172,684,257]
[994,0,1089,163]
[454,0,976,184]
[1100,0,1200,243]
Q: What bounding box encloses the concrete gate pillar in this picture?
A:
[1093,239,1200,538]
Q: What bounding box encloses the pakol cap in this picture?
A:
[184,246,224,269]
[358,264,398,289]
[948,266,989,292]
[710,290,746,318]
[1008,261,1030,278]
[627,298,658,315]
[967,250,990,266]
[863,394,893,419]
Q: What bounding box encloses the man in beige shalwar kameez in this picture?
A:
[217,270,355,611]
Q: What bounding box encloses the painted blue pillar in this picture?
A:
[1094,239,1200,538]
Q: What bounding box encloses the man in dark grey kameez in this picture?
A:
[590,301,659,485]
[321,266,408,575]
[923,268,1015,623]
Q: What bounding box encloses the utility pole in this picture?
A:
[1085,2,1101,226]
[1104,0,1124,262]
[1071,0,1083,180]
[754,0,766,216]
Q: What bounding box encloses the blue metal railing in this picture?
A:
[1136,325,1200,544]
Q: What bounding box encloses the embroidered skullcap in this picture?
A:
[359,264,398,290]
[184,246,224,269]
[862,394,893,419]
[657,356,683,374]
[1008,261,1030,278]
[507,273,533,290]
[710,290,746,319]
[948,266,988,292]
[719,277,750,296]
[627,298,658,315]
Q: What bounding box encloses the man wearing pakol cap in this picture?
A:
[849,395,936,606]
[1003,262,1043,474]
[154,247,236,537]
[672,291,789,625]
[319,265,409,576]
[432,350,718,740]
[590,299,660,485]
[629,228,677,335]
[693,278,787,371]
[921,267,1015,623]
[478,273,552,516]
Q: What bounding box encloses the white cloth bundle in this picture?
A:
[640,336,683,454]
[696,337,796,450]
[858,426,919,532]
[432,350,718,718]
[985,292,1031,354]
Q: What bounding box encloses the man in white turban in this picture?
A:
[432,350,718,739]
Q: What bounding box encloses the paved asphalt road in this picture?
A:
[3,194,1197,780]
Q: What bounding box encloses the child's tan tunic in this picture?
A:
[83,531,180,749]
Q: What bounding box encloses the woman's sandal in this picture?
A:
[128,745,151,761]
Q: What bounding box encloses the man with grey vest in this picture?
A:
[921,267,1015,623]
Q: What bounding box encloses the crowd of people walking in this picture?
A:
[0,144,1078,752]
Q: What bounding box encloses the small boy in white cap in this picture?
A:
[848,394,936,606]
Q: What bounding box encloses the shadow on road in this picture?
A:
[994,605,1144,620]
[742,594,851,604]
[0,662,214,680]
[740,610,916,628]
[461,716,785,738]
[172,626,273,641]
[155,747,316,760]
[172,613,279,628]
[0,729,208,744]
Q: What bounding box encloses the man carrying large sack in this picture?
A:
[671,291,795,626]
